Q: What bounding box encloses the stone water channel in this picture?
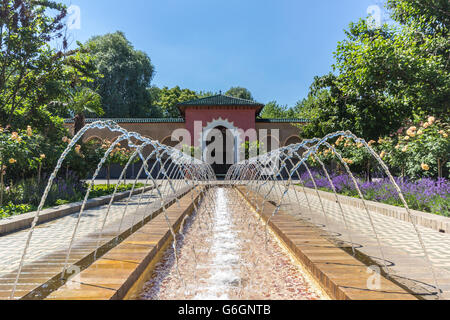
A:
[141,187,327,300]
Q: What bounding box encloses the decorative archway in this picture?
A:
[200,117,241,164]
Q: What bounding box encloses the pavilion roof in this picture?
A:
[177,94,264,116]
[177,94,264,107]
[64,118,185,124]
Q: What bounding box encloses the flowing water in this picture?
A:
[140,187,327,300]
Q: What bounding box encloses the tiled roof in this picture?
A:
[256,118,309,123]
[64,118,185,124]
[63,117,309,124]
[177,94,264,107]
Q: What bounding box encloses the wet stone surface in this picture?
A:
[141,188,326,300]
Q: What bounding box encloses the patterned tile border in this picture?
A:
[0,186,155,236]
[298,187,450,234]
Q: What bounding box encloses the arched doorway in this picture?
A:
[205,126,234,177]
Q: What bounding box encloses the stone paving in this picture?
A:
[0,182,182,278]
[256,183,450,299]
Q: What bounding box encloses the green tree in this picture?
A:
[387,0,449,37]
[260,101,295,119]
[295,88,340,138]
[0,1,100,141]
[0,0,67,124]
[86,31,155,118]
[71,87,103,134]
[225,87,254,100]
[299,9,449,140]
[197,90,217,98]
[379,116,450,179]
[49,87,103,134]
[153,86,200,118]
[146,86,164,117]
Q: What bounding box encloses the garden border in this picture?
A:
[0,186,155,236]
[298,186,450,233]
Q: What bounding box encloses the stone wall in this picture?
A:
[64,121,304,147]
[63,120,305,179]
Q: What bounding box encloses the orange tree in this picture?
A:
[313,136,379,181]
[312,116,450,180]
[379,117,449,179]
[0,125,48,204]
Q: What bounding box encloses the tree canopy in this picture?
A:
[386,0,449,36]
[260,101,295,119]
[86,31,156,118]
[225,87,254,100]
[151,86,200,118]
[0,0,99,138]
[150,86,254,118]
[297,0,450,140]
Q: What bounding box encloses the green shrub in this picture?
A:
[0,204,35,219]
[88,183,144,198]
[0,182,146,219]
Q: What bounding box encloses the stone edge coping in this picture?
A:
[295,186,450,233]
[236,186,417,301]
[0,186,155,236]
[45,188,203,300]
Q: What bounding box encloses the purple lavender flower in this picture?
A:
[298,171,449,216]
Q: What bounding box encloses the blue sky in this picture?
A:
[60,0,381,107]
